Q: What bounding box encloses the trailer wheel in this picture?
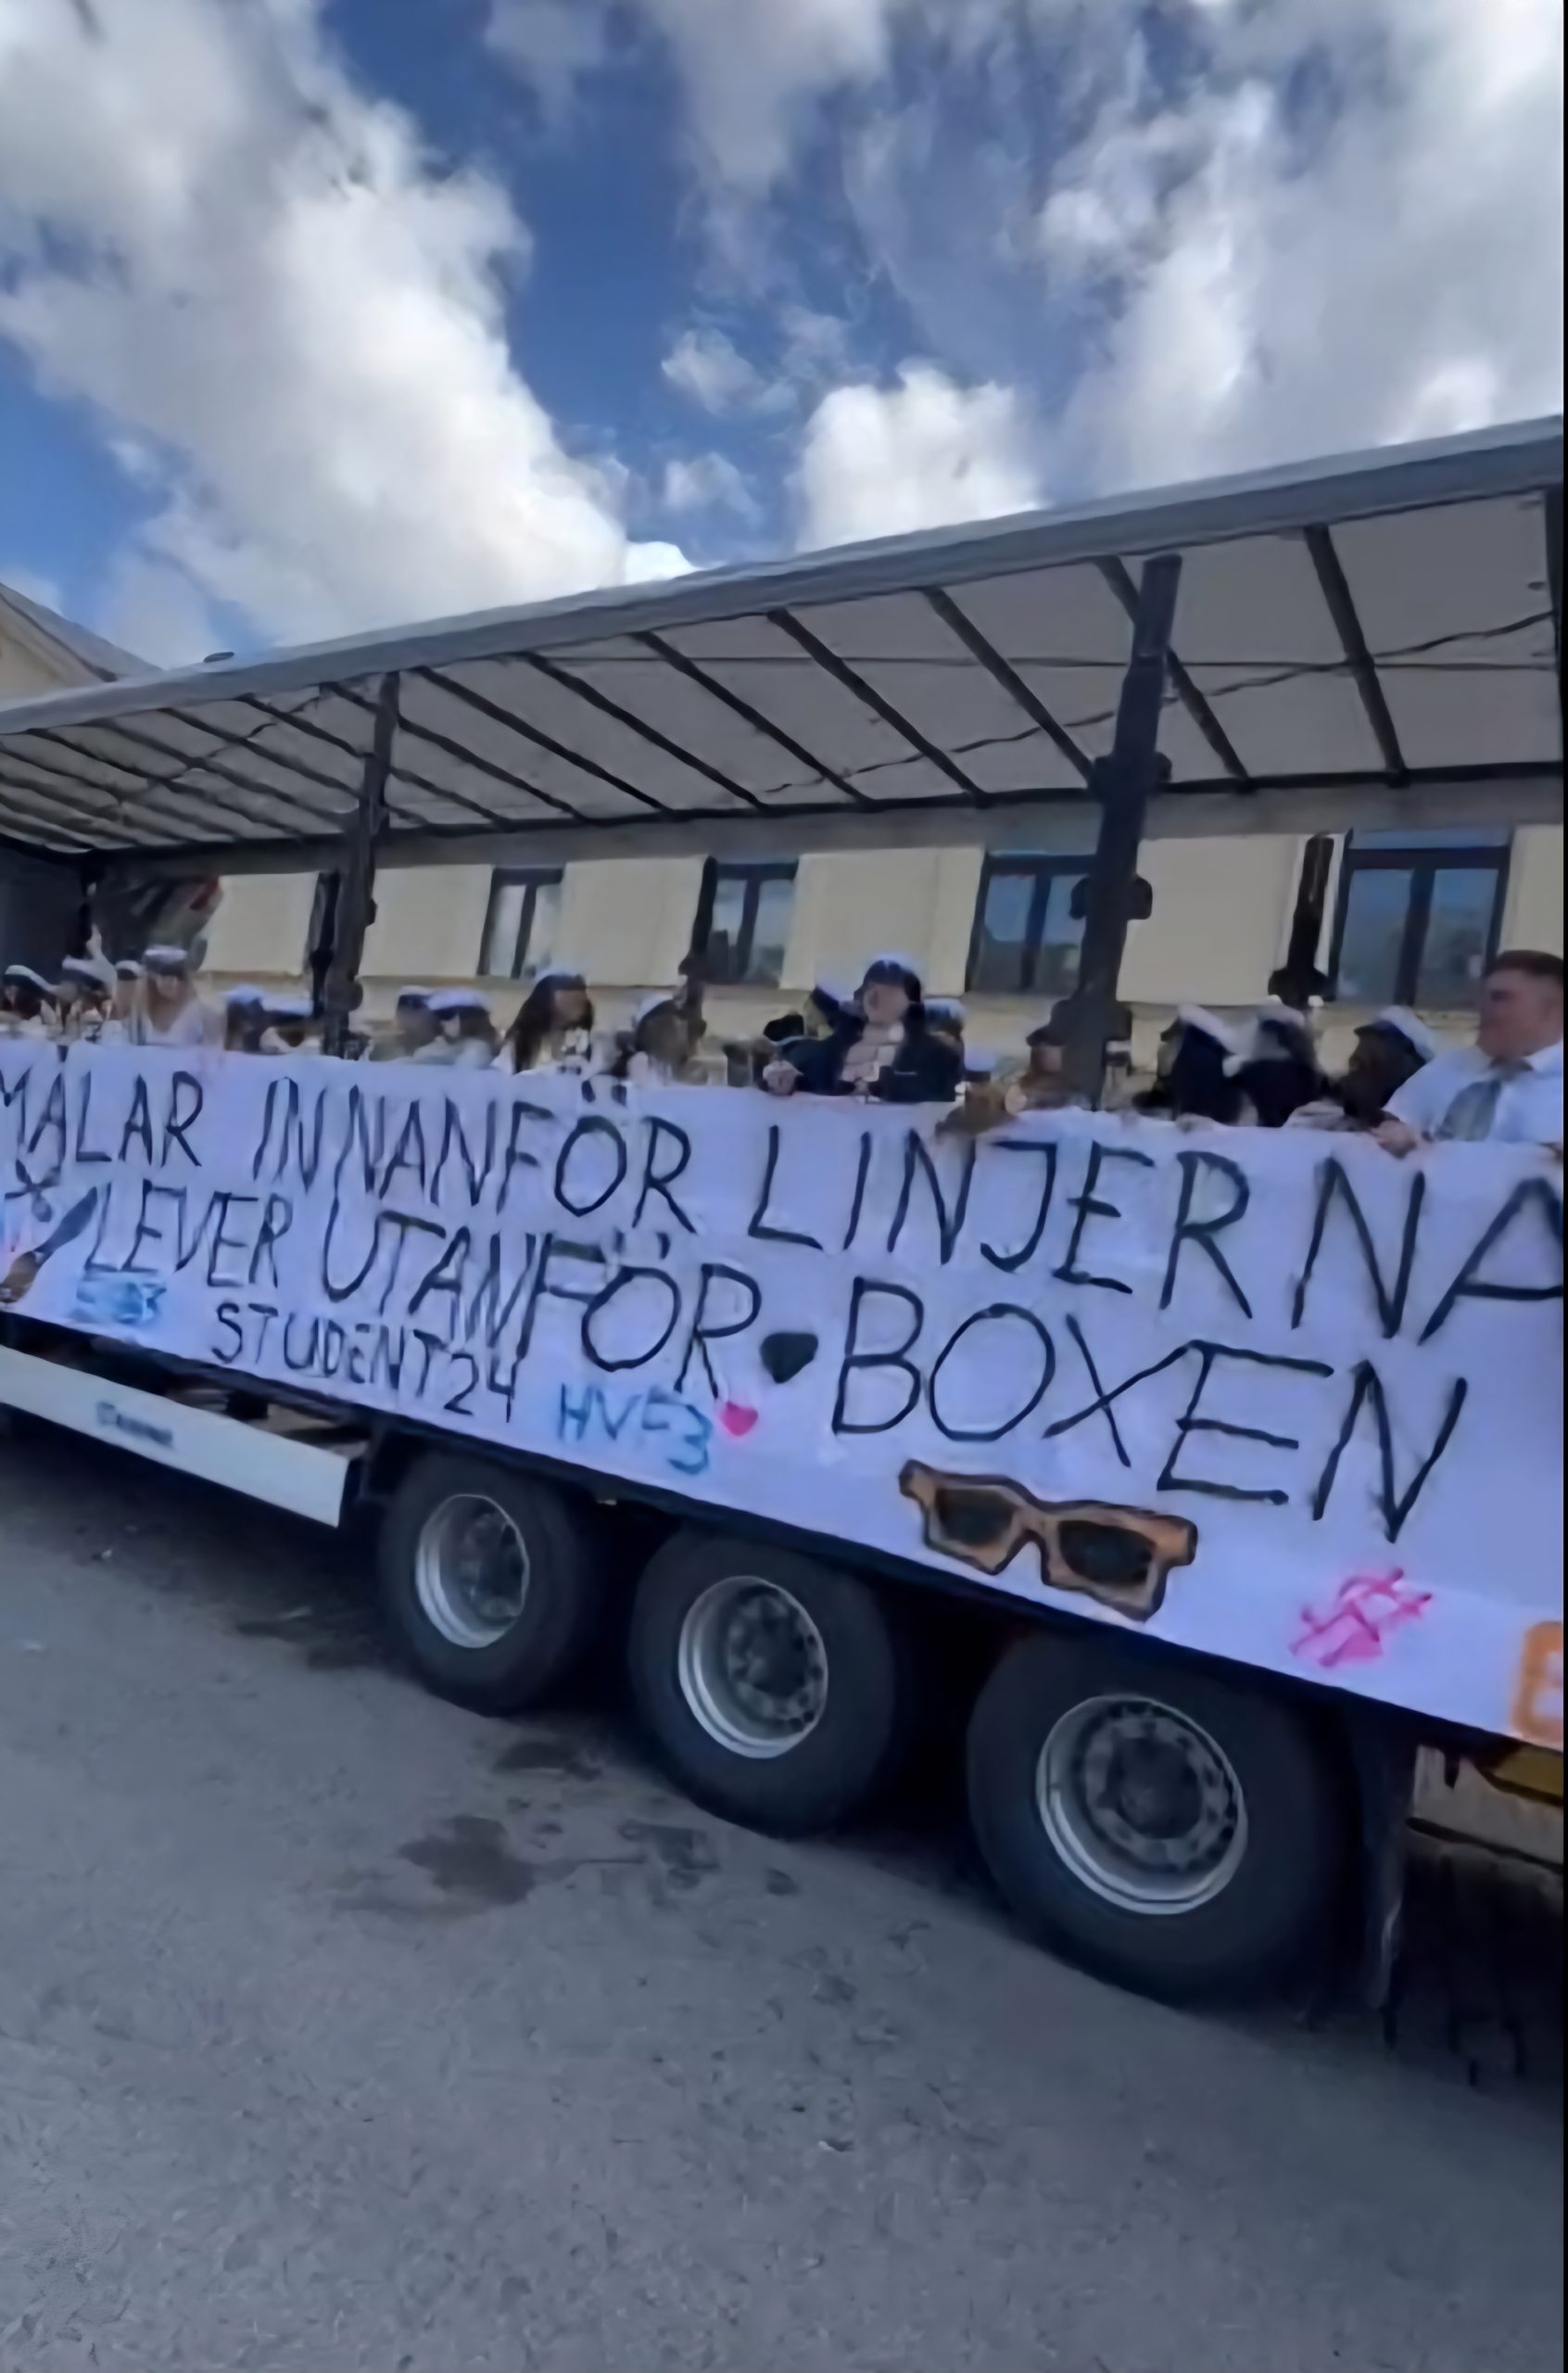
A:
[379,1453,605,1715]
[967,1632,1343,2004]
[627,1529,904,1836]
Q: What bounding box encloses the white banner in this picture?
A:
[2,1042,1562,1747]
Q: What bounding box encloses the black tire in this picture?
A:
[379,1453,606,1715]
[627,1529,905,1836]
[967,1631,1344,2005]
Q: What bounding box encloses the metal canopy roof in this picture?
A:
[0,416,1560,879]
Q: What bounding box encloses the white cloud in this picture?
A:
[794,362,1042,548]
[0,0,684,651]
[486,0,614,118]
[1036,1,1563,489]
[491,0,904,193]
[661,325,780,413]
[661,451,760,520]
[633,0,898,191]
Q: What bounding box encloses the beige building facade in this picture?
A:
[204,822,1564,1070]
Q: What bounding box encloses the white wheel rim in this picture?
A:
[677,1578,829,1759]
[415,1494,530,1650]
[1035,1694,1248,1914]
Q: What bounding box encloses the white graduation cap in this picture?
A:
[265,995,315,1021]
[394,984,435,1007]
[143,943,192,972]
[1176,1003,1247,1060]
[630,989,678,1028]
[62,954,116,990]
[926,997,967,1024]
[222,983,268,1007]
[428,988,490,1016]
[4,963,52,994]
[1367,1006,1440,1063]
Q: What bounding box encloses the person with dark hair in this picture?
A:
[373,987,438,1062]
[1231,1007,1326,1129]
[764,954,961,1105]
[1288,1008,1437,1131]
[57,953,116,1044]
[222,985,271,1053]
[610,985,709,1086]
[259,995,322,1056]
[494,967,595,1077]
[1135,1008,1252,1124]
[1,964,57,1041]
[1378,951,1563,1150]
[411,990,498,1070]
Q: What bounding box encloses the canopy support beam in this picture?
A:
[320,672,398,1057]
[1058,552,1183,1105]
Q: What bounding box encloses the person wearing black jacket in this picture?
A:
[763,955,962,1106]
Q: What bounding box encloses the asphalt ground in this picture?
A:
[2,1427,1561,2373]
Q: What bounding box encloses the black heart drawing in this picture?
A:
[760,1330,819,1386]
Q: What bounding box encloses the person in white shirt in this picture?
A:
[259,995,322,1057]
[492,967,595,1077]
[122,945,224,1049]
[1376,951,1563,1152]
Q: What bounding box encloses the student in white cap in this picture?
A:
[411,989,499,1069]
[259,995,321,1057]
[373,987,439,1063]
[1377,951,1563,1151]
[1133,1007,1253,1124]
[1288,1009,1439,1132]
[55,953,116,1043]
[1,964,57,1041]
[765,954,961,1105]
[122,945,223,1048]
[610,988,707,1086]
[221,985,270,1054]
[494,967,595,1076]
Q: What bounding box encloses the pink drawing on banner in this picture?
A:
[718,1402,759,1439]
[1292,1571,1433,1670]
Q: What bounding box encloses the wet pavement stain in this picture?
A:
[493,1734,605,1783]
[618,1820,719,1892]
[398,1815,539,1908]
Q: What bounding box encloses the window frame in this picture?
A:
[479,866,565,982]
[965,853,1092,998]
[1328,833,1511,1009]
[691,857,798,988]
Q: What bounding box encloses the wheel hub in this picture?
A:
[678,1578,829,1759]
[415,1496,530,1650]
[1037,1695,1247,1912]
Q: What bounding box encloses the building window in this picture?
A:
[693,859,797,987]
[967,856,1090,998]
[1330,829,1510,1009]
[480,868,563,980]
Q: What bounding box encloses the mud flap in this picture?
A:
[1346,1712,1419,2010]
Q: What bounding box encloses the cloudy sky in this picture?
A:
[0,0,1561,665]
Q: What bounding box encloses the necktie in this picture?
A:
[1435,1061,1527,1142]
